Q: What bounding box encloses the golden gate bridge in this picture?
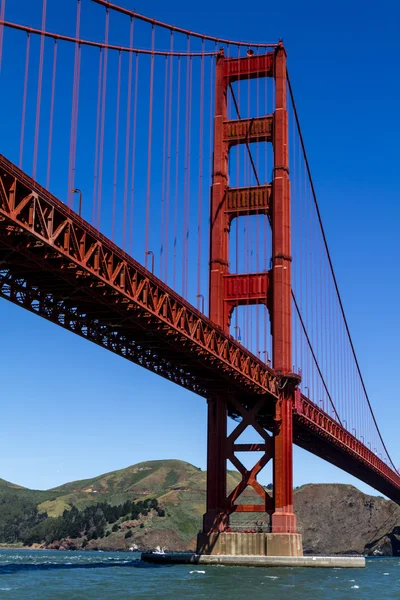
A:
[0,0,398,556]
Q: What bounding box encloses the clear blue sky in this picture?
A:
[0,0,399,494]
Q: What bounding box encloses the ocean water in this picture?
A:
[0,550,398,599]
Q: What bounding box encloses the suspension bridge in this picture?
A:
[0,0,398,557]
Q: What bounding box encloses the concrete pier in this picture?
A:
[197,532,303,557]
[141,552,366,568]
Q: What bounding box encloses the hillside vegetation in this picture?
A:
[0,460,399,555]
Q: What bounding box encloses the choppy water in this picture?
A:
[0,550,398,599]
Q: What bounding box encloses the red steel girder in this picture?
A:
[0,153,278,399]
[294,392,400,500]
[224,272,270,306]
[225,185,271,221]
[223,116,273,146]
[223,52,274,81]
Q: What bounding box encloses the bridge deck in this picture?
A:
[0,154,399,504]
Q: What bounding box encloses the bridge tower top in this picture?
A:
[209,44,292,376]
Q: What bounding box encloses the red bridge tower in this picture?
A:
[199,44,303,556]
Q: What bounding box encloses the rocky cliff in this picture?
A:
[294,483,400,555]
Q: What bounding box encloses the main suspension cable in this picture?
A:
[0,20,218,56]
[287,70,398,473]
[91,0,278,48]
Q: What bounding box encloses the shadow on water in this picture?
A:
[0,559,173,574]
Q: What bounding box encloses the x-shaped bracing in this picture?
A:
[226,396,274,513]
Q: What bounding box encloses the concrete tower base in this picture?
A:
[196,532,303,557]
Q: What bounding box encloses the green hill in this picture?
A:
[40,459,241,517]
[0,459,399,555]
[0,460,244,550]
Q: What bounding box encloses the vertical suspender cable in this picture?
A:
[67,0,82,206]
[186,53,193,298]
[182,37,191,296]
[112,51,122,241]
[264,52,269,359]
[255,69,260,355]
[46,40,57,190]
[291,96,297,371]
[92,48,103,224]
[299,128,304,384]
[197,41,205,308]
[19,33,30,169]
[245,63,251,348]
[129,53,139,256]
[235,46,240,339]
[97,8,110,229]
[309,183,314,396]
[207,44,216,316]
[123,18,134,249]
[160,54,169,279]
[323,227,329,412]
[0,0,6,73]
[287,73,398,471]
[32,0,47,180]
[145,25,155,264]
[173,56,181,290]
[305,159,311,390]
[299,134,305,381]
[164,32,174,283]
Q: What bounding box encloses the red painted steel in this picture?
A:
[226,396,274,516]
[294,392,400,502]
[224,272,270,304]
[223,116,273,146]
[209,52,273,333]
[224,272,270,325]
[0,154,278,399]
[223,53,274,81]
[225,185,271,220]
[206,46,298,534]
[209,52,228,330]
[0,153,399,504]
[270,45,297,534]
[204,396,229,533]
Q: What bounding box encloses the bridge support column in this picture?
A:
[198,391,302,556]
[202,396,228,533]
[271,391,297,535]
[270,43,298,538]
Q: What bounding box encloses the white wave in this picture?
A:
[265,576,279,579]
[190,570,205,574]
[351,585,360,589]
